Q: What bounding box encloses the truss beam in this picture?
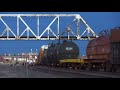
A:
[0,14,98,40]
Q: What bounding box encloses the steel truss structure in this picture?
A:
[0,14,98,40]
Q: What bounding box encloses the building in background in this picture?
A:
[1,52,38,64]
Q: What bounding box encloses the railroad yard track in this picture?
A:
[21,65,120,78]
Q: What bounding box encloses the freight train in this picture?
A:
[37,27,120,72]
[86,27,120,72]
[37,40,84,69]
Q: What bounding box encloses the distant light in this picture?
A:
[22,53,25,55]
[14,58,16,60]
[9,54,10,56]
[31,49,32,53]
[36,49,37,53]
[35,56,37,59]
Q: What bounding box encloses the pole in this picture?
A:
[5,54,6,63]
[26,53,28,78]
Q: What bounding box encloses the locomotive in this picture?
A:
[37,40,82,68]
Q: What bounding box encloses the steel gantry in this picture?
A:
[0,14,98,40]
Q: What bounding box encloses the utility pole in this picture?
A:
[5,53,6,63]
[26,53,28,78]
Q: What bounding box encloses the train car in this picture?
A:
[86,30,111,71]
[86,28,120,72]
[110,27,120,72]
[38,40,84,69]
[36,27,120,72]
[37,45,48,65]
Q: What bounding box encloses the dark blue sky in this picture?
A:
[0,12,120,56]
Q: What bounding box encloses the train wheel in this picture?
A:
[87,63,92,71]
[112,64,119,72]
[61,63,64,68]
[71,63,75,69]
[76,64,81,70]
[77,65,81,70]
[116,65,120,72]
[62,63,66,68]
[106,61,112,72]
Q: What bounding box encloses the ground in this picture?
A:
[0,63,120,78]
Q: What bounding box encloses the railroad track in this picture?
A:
[24,65,120,78]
